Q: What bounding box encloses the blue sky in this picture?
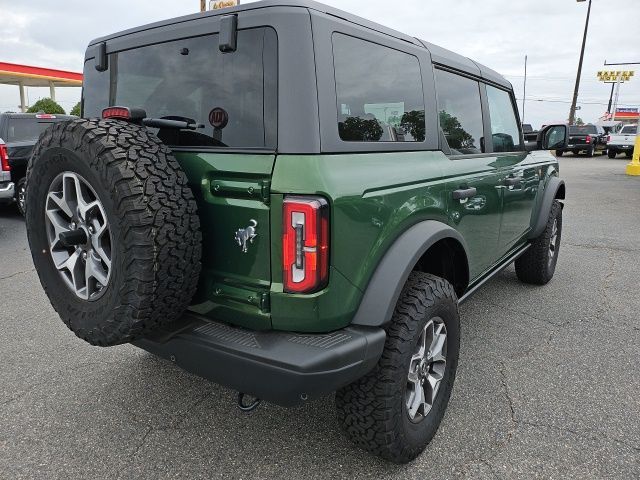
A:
[1,0,639,128]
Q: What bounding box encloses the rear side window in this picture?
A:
[435,69,484,155]
[486,85,522,152]
[332,33,425,142]
[83,27,277,149]
[621,125,637,135]
[6,119,57,143]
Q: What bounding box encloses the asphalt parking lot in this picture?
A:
[1,154,639,479]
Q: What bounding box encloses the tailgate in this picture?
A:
[177,152,275,329]
[568,135,588,145]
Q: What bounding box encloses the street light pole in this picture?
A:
[569,0,592,125]
[522,55,527,123]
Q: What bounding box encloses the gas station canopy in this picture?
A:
[0,62,83,112]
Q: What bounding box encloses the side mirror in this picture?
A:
[539,124,568,150]
[526,124,568,152]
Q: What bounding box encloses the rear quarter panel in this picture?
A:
[270,151,450,331]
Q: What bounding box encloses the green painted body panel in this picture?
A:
[173,148,558,333]
[175,151,276,330]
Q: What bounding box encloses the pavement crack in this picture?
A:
[0,268,35,281]
[498,363,517,427]
[564,242,639,254]
[520,420,640,453]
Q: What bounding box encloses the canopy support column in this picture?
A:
[49,82,56,102]
[19,82,26,112]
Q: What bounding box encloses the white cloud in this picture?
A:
[1,0,639,127]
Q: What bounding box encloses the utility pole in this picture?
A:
[522,55,527,123]
[569,0,592,125]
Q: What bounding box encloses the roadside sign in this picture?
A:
[210,0,240,9]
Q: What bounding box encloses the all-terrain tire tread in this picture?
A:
[335,272,459,463]
[25,118,202,346]
[514,199,562,285]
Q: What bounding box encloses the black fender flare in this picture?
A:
[351,221,469,328]
[528,177,565,239]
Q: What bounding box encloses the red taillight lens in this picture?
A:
[283,196,329,293]
[0,142,9,172]
[607,135,611,143]
[102,107,131,120]
[586,134,592,143]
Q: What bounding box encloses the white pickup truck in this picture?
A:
[607,124,637,158]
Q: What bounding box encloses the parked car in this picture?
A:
[24,0,568,464]
[556,124,606,157]
[607,124,637,158]
[0,113,76,214]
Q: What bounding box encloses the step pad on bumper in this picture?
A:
[134,314,386,406]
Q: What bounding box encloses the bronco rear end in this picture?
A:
[77,3,384,407]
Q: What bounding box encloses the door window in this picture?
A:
[486,85,522,152]
[332,33,426,142]
[434,69,484,154]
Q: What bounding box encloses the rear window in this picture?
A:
[332,33,425,143]
[621,125,637,135]
[569,125,597,135]
[83,27,277,149]
[6,119,58,143]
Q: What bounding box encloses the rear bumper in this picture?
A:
[0,181,15,202]
[134,314,386,406]
[609,144,634,152]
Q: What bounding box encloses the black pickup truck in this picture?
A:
[556,124,606,157]
[0,113,75,214]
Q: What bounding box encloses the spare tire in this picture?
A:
[25,118,202,346]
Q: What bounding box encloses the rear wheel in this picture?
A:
[15,177,26,216]
[625,151,633,159]
[608,150,617,159]
[336,272,460,463]
[586,146,594,157]
[25,118,202,346]
[515,200,562,285]
[555,150,563,157]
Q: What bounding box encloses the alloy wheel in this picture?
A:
[44,172,112,301]
[406,317,448,422]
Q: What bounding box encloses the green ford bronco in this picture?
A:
[25,0,568,463]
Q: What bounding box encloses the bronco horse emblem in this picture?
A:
[234,220,258,253]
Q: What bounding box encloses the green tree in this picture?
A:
[575,117,584,126]
[339,116,383,142]
[439,111,475,150]
[27,98,65,115]
[400,110,426,142]
[70,102,81,117]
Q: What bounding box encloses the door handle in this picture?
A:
[452,187,477,200]
[504,176,522,187]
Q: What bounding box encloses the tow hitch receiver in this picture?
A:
[237,392,261,412]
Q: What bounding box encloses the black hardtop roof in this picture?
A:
[88,0,511,89]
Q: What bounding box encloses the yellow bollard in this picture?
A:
[626,128,640,176]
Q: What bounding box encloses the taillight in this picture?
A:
[607,135,611,143]
[0,141,9,172]
[586,135,592,143]
[283,196,329,293]
[102,107,132,120]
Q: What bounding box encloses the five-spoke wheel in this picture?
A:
[406,317,448,422]
[44,172,112,301]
